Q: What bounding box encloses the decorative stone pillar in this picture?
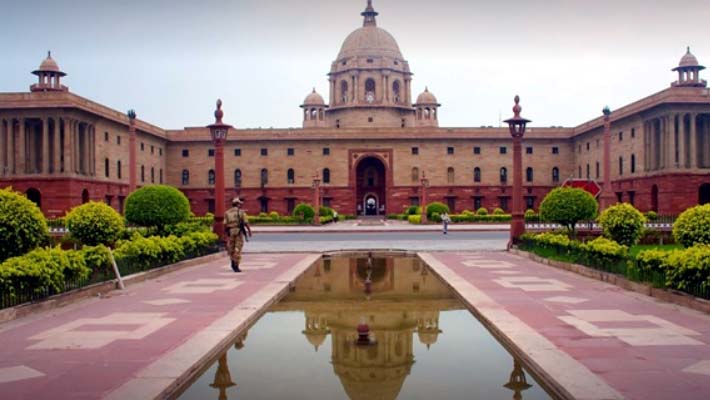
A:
[677,114,686,168]
[312,173,321,225]
[420,172,429,224]
[42,117,49,174]
[504,96,530,243]
[18,118,26,174]
[128,110,137,193]
[689,113,697,168]
[53,118,61,173]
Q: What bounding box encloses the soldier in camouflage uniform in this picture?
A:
[224,197,251,272]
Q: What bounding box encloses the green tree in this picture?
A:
[0,187,49,262]
[672,204,710,247]
[293,203,315,222]
[597,203,646,246]
[66,201,125,246]
[539,187,598,238]
[426,202,449,219]
[125,185,191,234]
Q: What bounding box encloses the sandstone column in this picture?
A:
[678,113,686,168]
[689,113,697,168]
[0,119,5,175]
[18,118,26,174]
[42,117,49,174]
[53,118,61,173]
[8,118,15,174]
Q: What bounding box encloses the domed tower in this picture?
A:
[300,88,328,128]
[414,87,441,127]
[671,47,706,88]
[326,0,416,128]
[30,51,68,92]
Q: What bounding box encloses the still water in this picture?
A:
[178,254,552,400]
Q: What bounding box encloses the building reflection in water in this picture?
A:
[210,353,236,400]
[504,359,533,400]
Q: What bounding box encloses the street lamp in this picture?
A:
[420,171,430,224]
[504,95,531,244]
[312,172,321,225]
[207,99,233,243]
[598,106,616,211]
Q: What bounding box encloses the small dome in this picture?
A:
[337,26,403,60]
[416,87,438,105]
[303,88,325,106]
[33,51,66,76]
[674,47,704,71]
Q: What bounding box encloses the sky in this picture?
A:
[1,0,709,130]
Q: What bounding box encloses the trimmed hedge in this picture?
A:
[293,203,315,222]
[426,202,449,219]
[125,185,191,232]
[66,201,125,246]
[0,187,49,262]
[673,204,710,248]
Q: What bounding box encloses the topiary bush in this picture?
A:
[66,201,125,246]
[476,207,488,215]
[319,206,335,217]
[672,204,710,248]
[492,208,505,215]
[426,202,449,219]
[293,203,315,223]
[597,203,647,247]
[405,205,421,215]
[0,187,49,262]
[408,215,421,224]
[125,185,191,233]
[540,187,598,238]
[644,211,658,221]
[524,209,538,222]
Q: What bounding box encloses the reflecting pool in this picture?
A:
[178,254,552,399]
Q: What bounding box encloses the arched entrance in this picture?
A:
[26,188,41,208]
[700,183,710,205]
[651,185,659,212]
[355,156,386,216]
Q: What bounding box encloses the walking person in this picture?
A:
[441,212,451,234]
[224,197,252,272]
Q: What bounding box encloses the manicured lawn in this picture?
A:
[629,244,683,258]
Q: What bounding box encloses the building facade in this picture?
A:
[1,1,709,218]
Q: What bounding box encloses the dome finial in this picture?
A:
[47,50,51,59]
[361,0,378,27]
[687,46,691,54]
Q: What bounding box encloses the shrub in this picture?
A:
[672,204,710,248]
[258,212,268,218]
[269,211,280,220]
[319,206,335,217]
[539,187,598,238]
[644,211,658,221]
[405,205,422,215]
[461,210,474,216]
[635,249,675,274]
[0,187,49,262]
[80,245,113,276]
[408,215,421,224]
[524,209,538,222]
[476,207,488,215]
[426,202,449,219]
[492,208,505,215]
[293,203,315,222]
[163,220,210,237]
[664,245,710,292]
[597,203,646,247]
[66,201,125,246]
[125,185,191,233]
[431,212,441,222]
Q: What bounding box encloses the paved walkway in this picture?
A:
[251,219,508,233]
[1,250,709,399]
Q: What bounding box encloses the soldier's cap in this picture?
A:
[232,197,243,206]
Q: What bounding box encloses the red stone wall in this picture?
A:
[613,173,710,215]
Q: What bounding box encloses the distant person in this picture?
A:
[441,212,451,234]
[224,197,252,272]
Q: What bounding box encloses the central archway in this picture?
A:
[355,156,386,216]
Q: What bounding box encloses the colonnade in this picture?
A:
[0,116,95,177]
[644,112,710,171]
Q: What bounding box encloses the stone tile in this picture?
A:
[494,276,573,292]
[0,365,44,384]
[682,360,710,376]
[162,279,243,294]
[544,296,589,304]
[142,298,191,306]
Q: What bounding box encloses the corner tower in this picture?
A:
[326,0,416,128]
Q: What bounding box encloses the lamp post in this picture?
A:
[420,171,429,224]
[127,109,137,194]
[207,99,233,243]
[504,96,531,244]
[599,106,616,211]
[312,172,321,225]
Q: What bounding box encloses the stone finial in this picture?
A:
[362,0,378,27]
[512,95,522,118]
[214,99,224,123]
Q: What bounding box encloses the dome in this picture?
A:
[33,51,66,76]
[415,87,439,105]
[303,88,325,106]
[337,26,403,60]
[674,47,704,71]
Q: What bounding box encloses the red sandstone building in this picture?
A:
[1,2,709,218]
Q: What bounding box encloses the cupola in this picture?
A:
[300,88,328,128]
[31,51,68,92]
[671,47,706,88]
[414,87,441,127]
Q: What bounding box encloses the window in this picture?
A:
[117,160,122,179]
[336,120,340,128]
[182,169,189,185]
[596,139,600,148]
[287,198,296,214]
[499,147,507,154]
[340,81,348,103]
[526,147,533,154]
[586,142,590,151]
[159,169,163,184]
[552,147,559,154]
[368,117,373,123]
[552,167,560,183]
[411,147,419,155]
[473,197,483,210]
[447,167,455,184]
[526,167,533,183]
[287,168,295,184]
[474,167,481,183]
[117,136,121,145]
[234,148,241,156]
[104,131,109,142]
[473,147,481,155]
[578,165,582,178]
[411,167,419,183]
[151,145,154,154]
[159,148,163,156]
[287,148,294,156]
[323,168,331,184]
[586,164,590,179]
[499,197,509,212]
[104,158,110,177]
[619,156,623,175]
[151,167,155,183]
[447,147,454,155]
[141,165,145,182]
[208,149,215,157]
[578,144,581,153]
[596,162,600,178]
[525,196,535,210]
[323,147,330,156]
[141,142,144,151]
[260,198,268,213]
[234,169,242,187]
[631,128,636,138]
[619,131,623,141]
[616,192,623,202]
[365,78,376,100]
[260,148,268,156]
[631,154,636,173]
[208,169,215,185]
[260,168,268,186]
[182,149,189,157]
[628,191,635,205]
[393,81,401,102]
[500,167,507,183]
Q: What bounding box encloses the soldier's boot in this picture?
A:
[231,259,241,272]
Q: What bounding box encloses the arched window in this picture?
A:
[500,167,508,183]
[323,168,331,184]
[392,80,401,103]
[631,154,636,173]
[287,168,295,184]
[474,167,481,182]
[141,165,145,182]
[365,78,376,100]
[552,167,560,183]
[447,167,455,184]
[208,169,215,185]
[586,163,590,179]
[159,169,163,184]
[104,158,110,178]
[182,169,189,185]
[234,169,242,187]
[578,165,582,178]
[526,167,533,183]
[310,109,317,119]
[117,160,122,179]
[340,81,348,103]
[411,167,419,183]
[424,108,430,119]
[619,156,624,175]
[261,168,268,186]
[151,167,155,183]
